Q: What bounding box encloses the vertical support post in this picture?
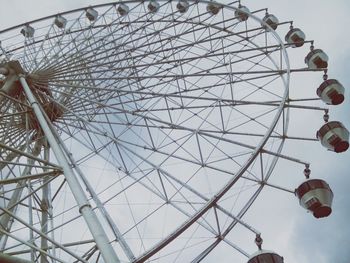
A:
[27,181,35,262]
[26,108,35,262]
[19,76,120,263]
[40,141,50,263]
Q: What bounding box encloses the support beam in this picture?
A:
[18,75,120,263]
[41,142,50,263]
[0,171,61,186]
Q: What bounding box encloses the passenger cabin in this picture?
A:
[248,250,284,263]
[148,1,160,13]
[235,6,250,22]
[207,2,221,15]
[317,79,345,105]
[21,25,35,38]
[177,0,189,13]
[285,28,305,47]
[117,4,129,16]
[262,14,279,30]
[86,8,98,21]
[317,121,349,153]
[305,49,328,69]
[296,179,333,218]
[54,15,67,29]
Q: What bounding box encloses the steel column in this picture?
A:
[40,142,50,263]
[19,76,120,263]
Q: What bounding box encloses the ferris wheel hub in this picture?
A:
[0,61,64,130]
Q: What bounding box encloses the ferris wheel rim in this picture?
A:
[0,1,295,262]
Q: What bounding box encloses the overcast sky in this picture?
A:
[1,1,349,263]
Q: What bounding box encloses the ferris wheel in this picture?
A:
[0,1,348,262]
